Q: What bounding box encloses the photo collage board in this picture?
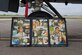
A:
[49,19,68,47]
[32,19,49,46]
[11,17,30,47]
[11,17,68,47]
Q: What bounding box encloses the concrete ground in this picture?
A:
[0,41,82,55]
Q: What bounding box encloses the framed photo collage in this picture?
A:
[10,17,68,47]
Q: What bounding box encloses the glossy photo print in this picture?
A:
[11,18,30,47]
[49,19,68,47]
[32,19,49,46]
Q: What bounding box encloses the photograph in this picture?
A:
[11,18,30,46]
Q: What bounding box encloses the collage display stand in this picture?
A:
[10,17,68,47]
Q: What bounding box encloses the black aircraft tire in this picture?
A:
[28,11,53,18]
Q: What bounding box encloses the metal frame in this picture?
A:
[44,0,63,18]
